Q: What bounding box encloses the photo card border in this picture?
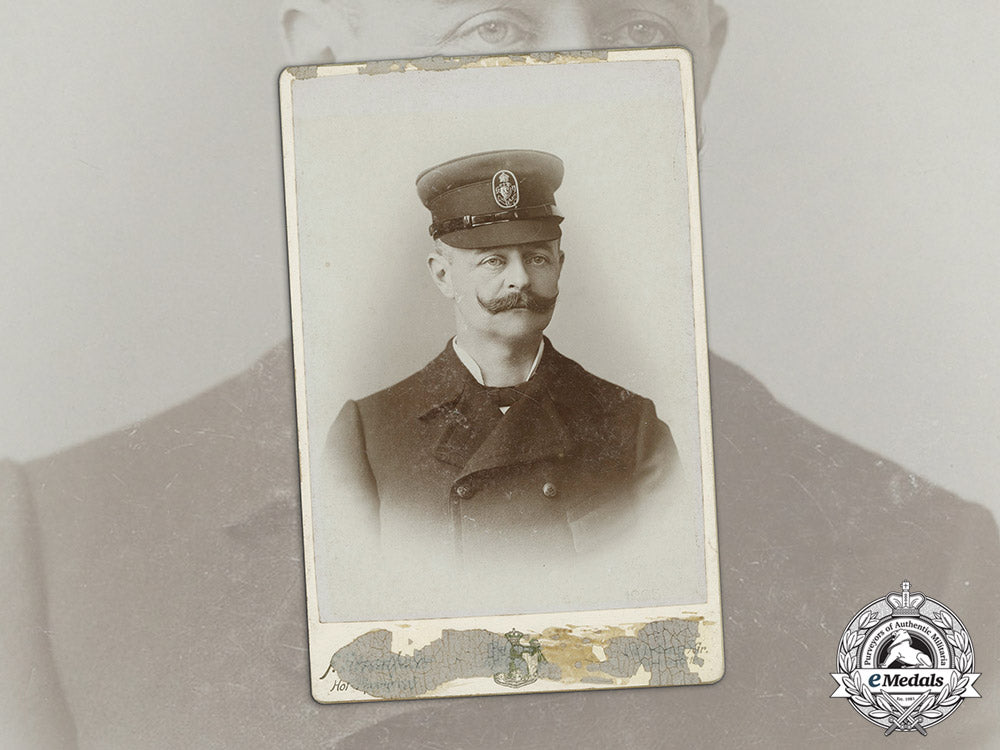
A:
[280,47,721,704]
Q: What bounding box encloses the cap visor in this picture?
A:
[440,218,562,250]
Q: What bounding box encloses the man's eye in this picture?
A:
[599,15,677,48]
[475,20,517,46]
[527,255,550,266]
[482,256,506,267]
[443,11,535,52]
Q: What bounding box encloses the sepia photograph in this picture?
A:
[282,50,721,701]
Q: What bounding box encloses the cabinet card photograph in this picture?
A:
[281,49,721,703]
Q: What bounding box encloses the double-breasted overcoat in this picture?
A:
[327,338,678,560]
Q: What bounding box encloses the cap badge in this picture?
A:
[492,170,520,209]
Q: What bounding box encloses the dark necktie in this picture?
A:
[484,383,530,409]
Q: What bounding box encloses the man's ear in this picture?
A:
[427,251,455,299]
[280,0,354,63]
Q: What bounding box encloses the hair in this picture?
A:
[433,238,456,260]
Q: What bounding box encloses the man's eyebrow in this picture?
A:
[515,243,559,256]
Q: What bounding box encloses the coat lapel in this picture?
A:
[414,342,500,469]
[429,386,502,468]
[460,385,574,478]
[416,338,578,476]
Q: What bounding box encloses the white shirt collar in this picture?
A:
[452,337,545,386]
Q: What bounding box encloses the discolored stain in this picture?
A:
[357,51,612,77]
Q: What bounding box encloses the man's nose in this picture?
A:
[532,6,594,52]
[503,255,530,290]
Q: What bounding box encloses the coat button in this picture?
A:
[455,484,474,499]
[542,482,558,498]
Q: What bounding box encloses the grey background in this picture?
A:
[2,3,997,749]
[3,1,997,520]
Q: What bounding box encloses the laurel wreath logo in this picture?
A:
[837,608,878,674]
[837,606,975,732]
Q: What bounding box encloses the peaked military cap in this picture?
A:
[416,150,564,249]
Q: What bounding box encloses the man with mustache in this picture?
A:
[327,149,679,560]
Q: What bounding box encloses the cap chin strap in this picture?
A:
[429,204,562,240]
